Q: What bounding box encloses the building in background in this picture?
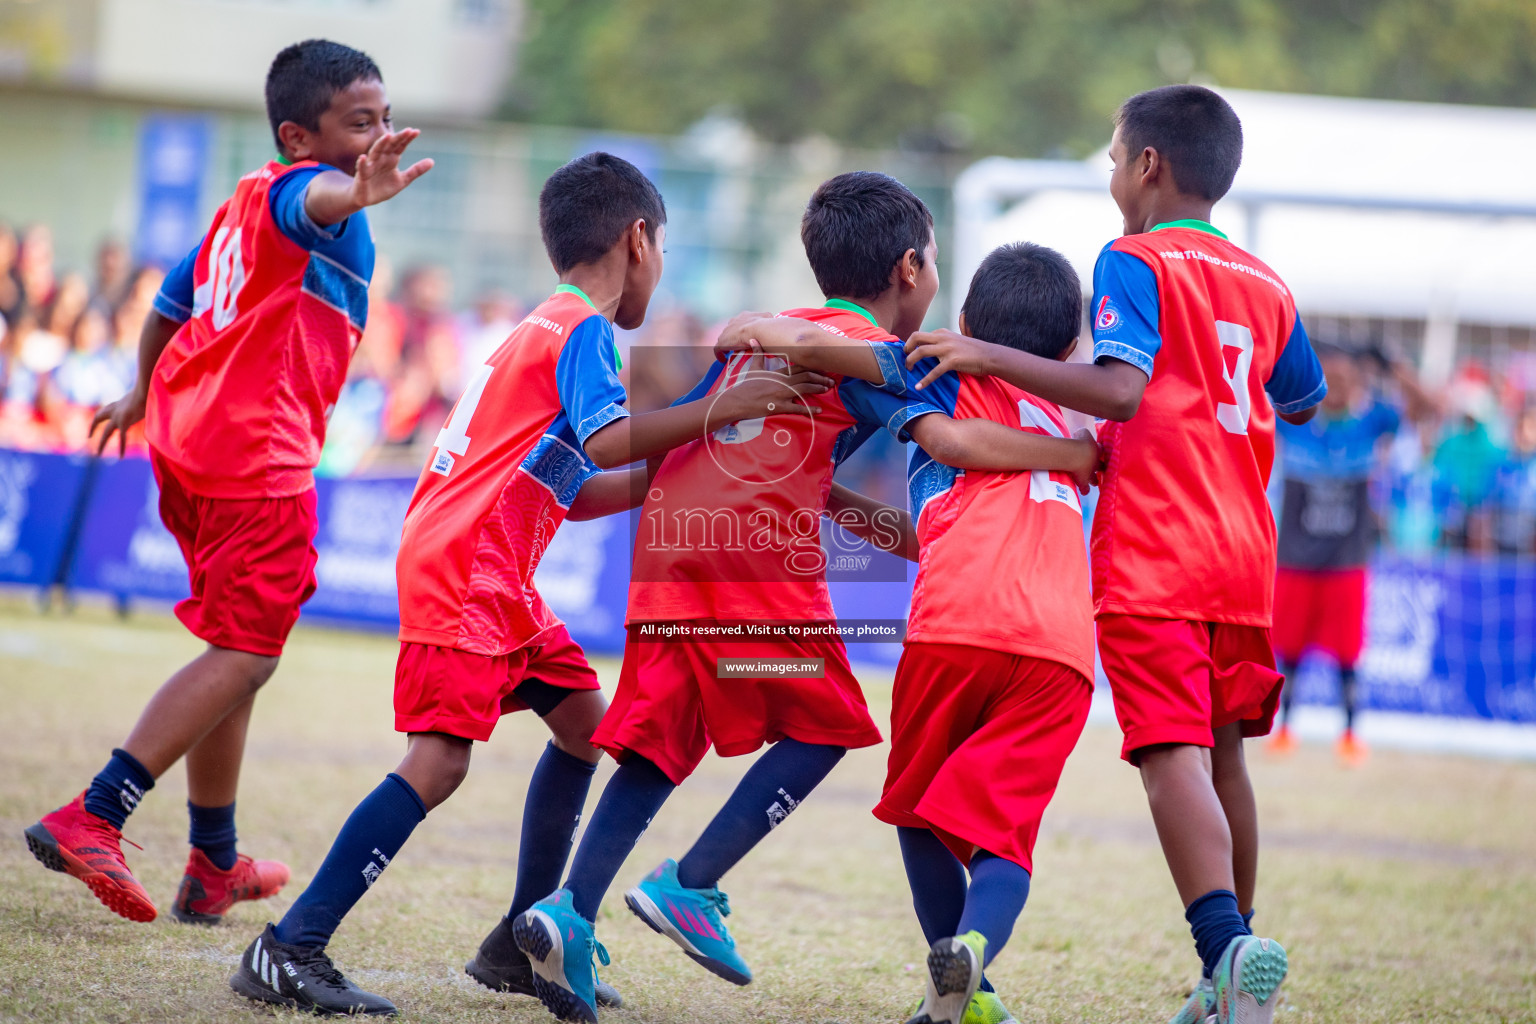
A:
[1,0,519,118]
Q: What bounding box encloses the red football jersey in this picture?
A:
[627,304,912,624]
[905,379,1094,679]
[1091,225,1310,626]
[146,160,367,498]
[397,288,625,656]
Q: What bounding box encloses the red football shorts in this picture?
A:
[1097,614,1284,763]
[152,452,318,657]
[1272,566,1368,667]
[591,624,883,784]
[874,643,1091,871]
[393,626,601,742]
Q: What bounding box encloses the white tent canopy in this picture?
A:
[953,89,1536,379]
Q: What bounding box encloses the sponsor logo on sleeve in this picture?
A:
[1095,296,1122,332]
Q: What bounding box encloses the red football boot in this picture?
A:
[172,848,291,925]
[24,792,157,922]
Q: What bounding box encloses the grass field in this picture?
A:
[1,598,1534,1024]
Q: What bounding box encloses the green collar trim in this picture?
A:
[276,153,295,166]
[555,283,619,369]
[1150,219,1227,239]
[823,298,878,327]
[555,283,596,308]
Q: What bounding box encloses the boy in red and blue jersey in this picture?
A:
[26,39,432,928]
[831,242,1099,1024]
[515,172,1099,1024]
[906,86,1326,1024]
[226,153,826,1016]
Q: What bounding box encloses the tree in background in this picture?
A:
[506,0,1536,156]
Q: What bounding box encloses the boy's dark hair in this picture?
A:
[539,152,667,273]
[801,172,933,300]
[265,39,382,152]
[1115,85,1243,201]
[960,242,1081,359]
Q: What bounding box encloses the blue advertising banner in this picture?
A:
[305,476,418,627]
[70,456,190,602]
[0,450,90,587]
[4,448,1533,725]
[135,113,211,269]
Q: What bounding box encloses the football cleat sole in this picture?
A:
[1216,936,1288,1024]
[512,911,597,1024]
[906,936,983,1024]
[24,822,156,922]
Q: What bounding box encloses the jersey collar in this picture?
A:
[554,283,621,369]
[823,298,879,327]
[275,153,295,166]
[555,283,597,308]
[1150,219,1227,239]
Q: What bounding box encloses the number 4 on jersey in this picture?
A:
[431,363,495,476]
[1215,320,1255,435]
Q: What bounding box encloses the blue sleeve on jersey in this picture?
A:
[1090,246,1161,378]
[839,378,950,442]
[1265,315,1328,414]
[669,362,726,408]
[869,340,915,394]
[556,315,630,445]
[151,243,200,323]
[268,165,376,283]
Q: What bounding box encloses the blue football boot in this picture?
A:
[623,858,752,985]
[512,889,610,1023]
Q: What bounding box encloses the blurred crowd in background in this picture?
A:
[3,220,1535,557]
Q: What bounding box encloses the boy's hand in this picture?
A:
[1069,426,1105,494]
[904,329,994,390]
[714,312,774,360]
[711,354,831,426]
[349,128,434,208]
[90,387,148,458]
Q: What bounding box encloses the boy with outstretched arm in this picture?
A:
[225,152,826,1016]
[905,86,1327,1024]
[25,39,431,926]
[513,171,1100,1024]
[827,242,1097,1024]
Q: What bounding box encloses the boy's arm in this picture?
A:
[909,415,1103,492]
[827,483,918,562]
[905,329,1148,421]
[1266,314,1328,427]
[577,349,832,470]
[303,129,433,226]
[91,242,201,456]
[90,311,181,456]
[566,466,650,521]
[715,314,885,383]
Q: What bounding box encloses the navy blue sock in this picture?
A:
[507,743,598,921]
[897,828,996,990]
[274,774,426,948]
[956,851,1031,966]
[1243,907,1255,931]
[1187,889,1249,979]
[188,801,238,870]
[897,826,967,943]
[564,755,676,922]
[675,739,845,890]
[83,748,155,830]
